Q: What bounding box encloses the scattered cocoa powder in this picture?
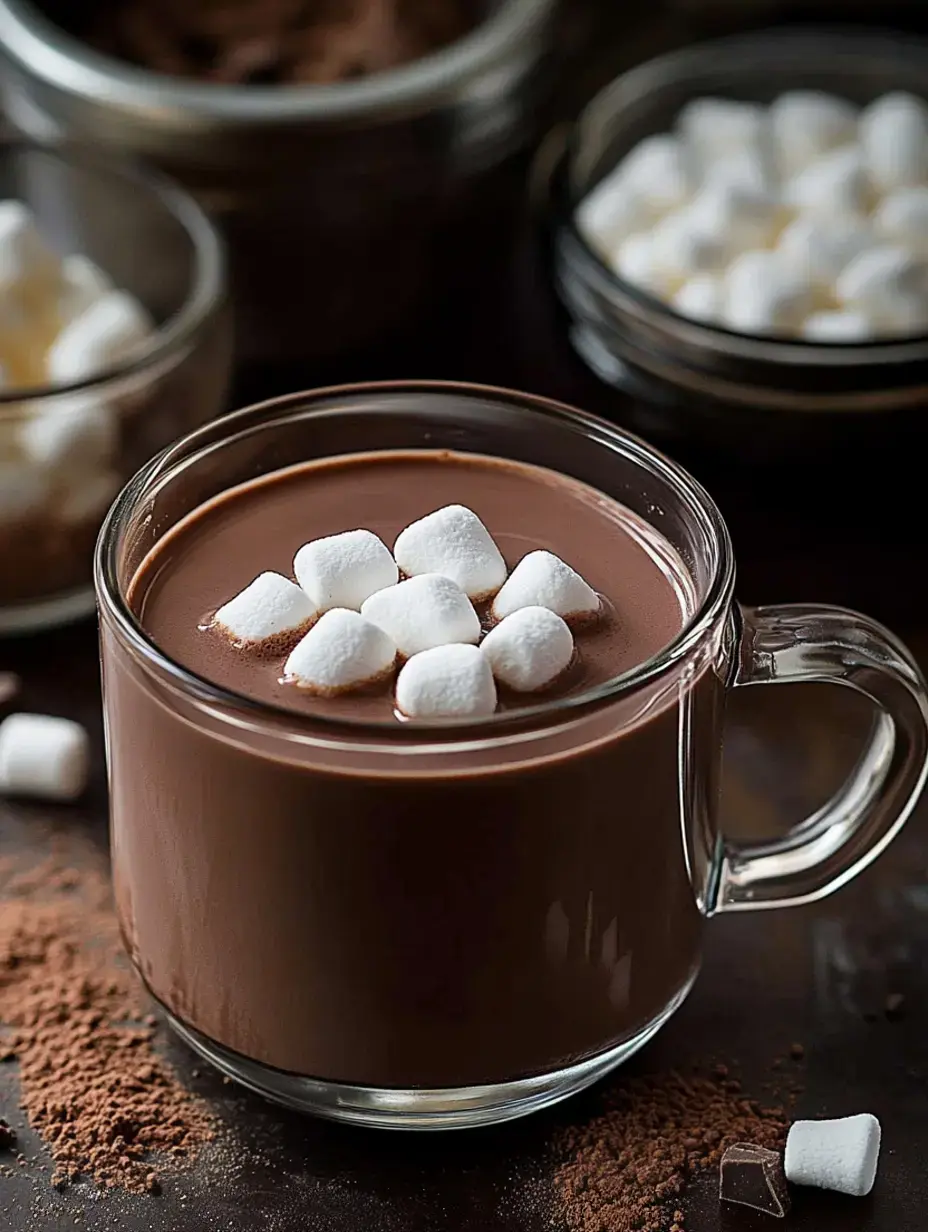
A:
[554,1069,788,1232]
[0,835,213,1193]
[82,0,479,85]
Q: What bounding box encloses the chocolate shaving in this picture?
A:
[720,1141,791,1218]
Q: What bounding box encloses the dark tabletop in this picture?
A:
[6,5,928,1228]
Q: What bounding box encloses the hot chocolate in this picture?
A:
[108,446,714,1093]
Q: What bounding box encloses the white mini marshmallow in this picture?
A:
[678,98,767,162]
[688,182,780,252]
[702,145,775,195]
[649,208,729,281]
[802,310,873,342]
[361,574,480,658]
[0,201,61,295]
[0,461,50,525]
[393,504,506,600]
[861,92,928,189]
[57,468,122,526]
[610,233,675,296]
[492,551,599,625]
[284,608,396,694]
[672,274,724,323]
[873,185,928,254]
[836,245,928,320]
[214,572,317,646]
[785,146,872,218]
[576,170,648,257]
[294,529,398,612]
[0,712,90,801]
[481,606,574,693]
[777,214,873,287]
[785,1114,881,1197]
[58,254,113,326]
[723,250,816,335]
[395,644,496,720]
[616,134,693,212]
[47,290,153,385]
[770,91,858,175]
[19,398,117,471]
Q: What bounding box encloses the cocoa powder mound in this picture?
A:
[0,838,213,1193]
[553,1069,789,1232]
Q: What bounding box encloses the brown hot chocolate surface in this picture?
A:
[131,449,690,719]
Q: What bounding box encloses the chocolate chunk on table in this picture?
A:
[720,1142,791,1218]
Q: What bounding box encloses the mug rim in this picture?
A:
[94,379,736,738]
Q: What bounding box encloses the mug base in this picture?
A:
[164,970,699,1130]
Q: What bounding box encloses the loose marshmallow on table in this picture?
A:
[784,1114,881,1197]
[393,504,507,601]
[47,290,152,384]
[784,146,872,218]
[874,186,928,254]
[722,250,815,336]
[284,608,396,695]
[19,397,117,471]
[214,571,317,647]
[769,90,858,175]
[294,529,398,612]
[0,712,90,801]
[492,551,599,626]
[860,92,928,189]
[776,214,873,288]
[395,644,497,720]
[802,310,873,342]
[361,573,480,658]
[672,274,724,323]
[481,607,574,693]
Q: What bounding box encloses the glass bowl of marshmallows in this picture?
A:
[0,140,230,634]
[551,28,928,455]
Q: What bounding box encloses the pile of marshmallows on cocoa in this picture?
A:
[0,201,153,527]
[210,505,603,720]
[578,90,928,340]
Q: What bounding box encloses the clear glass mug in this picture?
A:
[95,382,928,1129]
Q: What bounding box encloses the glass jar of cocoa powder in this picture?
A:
[0,140,229,634]
[0,0,559,369]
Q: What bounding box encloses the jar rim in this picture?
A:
[0,0,556,124]
[0,137,225,410]
[94,380,736,744]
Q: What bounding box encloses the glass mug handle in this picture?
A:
[714,603,928,912]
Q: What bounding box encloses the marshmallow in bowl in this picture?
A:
[801,310,873,342]
[19,398,117,471]
[678,98,767,163]
[672,273,724,323]
[769,90,858,175]
[722,250,815,335]
[284,608,396,695]
[214,571,317,647]
[776,214,873,288]
[492,551,599,626]
[616,134,693,212]
[0,711,90,801]
[395,644,497,720]
[47,290,153,384]
[294,529,398,612]
[873,186,928,254]
[393,504,507,601]
[481,607,574,693]
[0,200,60,297]
[58,254,114,327]
[860,92,928,189]
[784,146,872,218]
[361,573,480,658]
[836,245,928,320]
